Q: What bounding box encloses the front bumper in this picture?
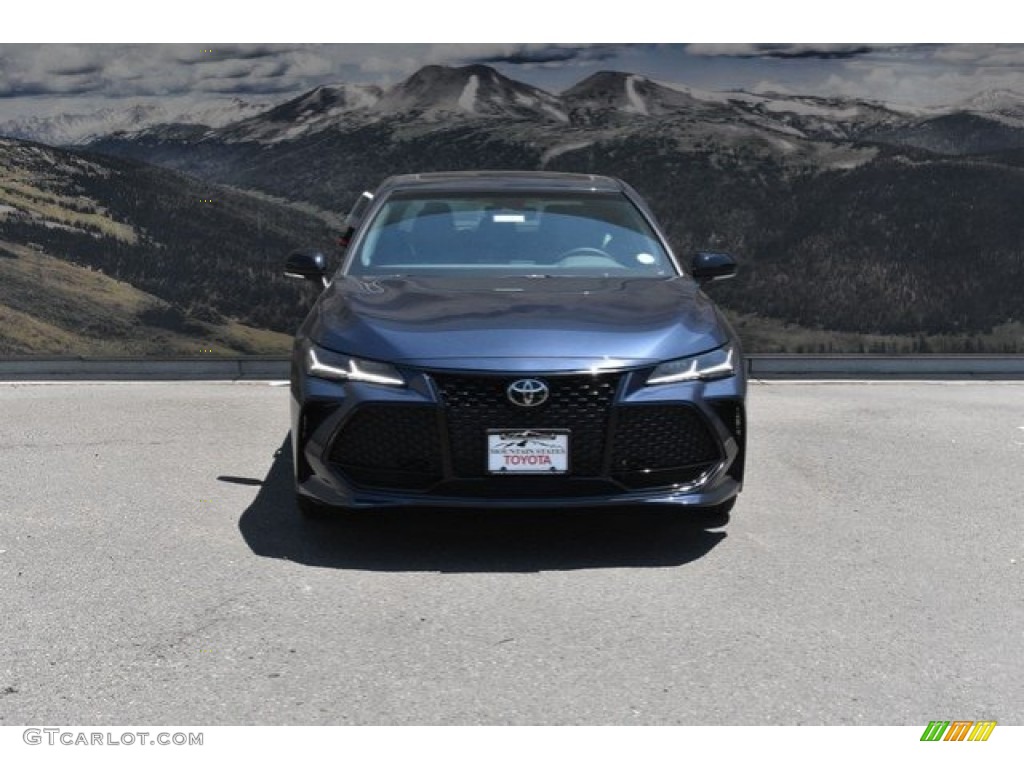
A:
[291,362,746,510]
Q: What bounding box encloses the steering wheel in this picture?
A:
[553,246,629,270]
[554,246,613,261]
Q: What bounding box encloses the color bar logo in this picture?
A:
[920,720,996,741]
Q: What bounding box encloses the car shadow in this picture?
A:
[234,435,728,573]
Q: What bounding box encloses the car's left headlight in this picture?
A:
[646,344,736,385]
[304,343,405,387]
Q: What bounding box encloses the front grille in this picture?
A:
[324,378,728,497]
[327,405,443,490]
[610,405,722,489]
[433,373,621,478]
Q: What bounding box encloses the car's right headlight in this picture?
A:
[304,342,405,387]
[645,345,736,385]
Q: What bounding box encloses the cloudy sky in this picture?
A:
[2,42,1023,120]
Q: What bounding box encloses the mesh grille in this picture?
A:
[328,405,443,490]
[433,373,621,477]
[611,405,721,489]
[324,382,730,496]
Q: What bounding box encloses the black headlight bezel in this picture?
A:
[645,344,736,386]
[303,341,406,387]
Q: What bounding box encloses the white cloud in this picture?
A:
[933,44,1024,68]
[2,42,1024,118]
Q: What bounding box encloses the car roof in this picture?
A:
[375,170,624,195]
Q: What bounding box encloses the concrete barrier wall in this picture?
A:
[747,354,1024,378]
[0,357,291,380]
[1,355,1023,380]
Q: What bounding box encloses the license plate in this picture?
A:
[487,430,569,474]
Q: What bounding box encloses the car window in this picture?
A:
[347,192,675,276]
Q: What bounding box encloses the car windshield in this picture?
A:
[345,191,676,277]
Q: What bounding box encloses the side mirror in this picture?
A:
[285,250,328,287]
[338,191,374,249]
[691,251,737,284]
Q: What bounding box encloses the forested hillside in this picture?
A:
[0,137,336,350]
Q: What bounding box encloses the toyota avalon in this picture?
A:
[285,171,746,518]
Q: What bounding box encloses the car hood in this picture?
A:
[308,275,731,372]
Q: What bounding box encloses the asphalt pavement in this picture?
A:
[0,380,1021,724]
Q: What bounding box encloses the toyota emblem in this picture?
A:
[507,378,549,407]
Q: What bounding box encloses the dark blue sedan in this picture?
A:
[285,171,746,518]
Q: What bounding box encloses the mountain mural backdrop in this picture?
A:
[2,62,1023,354]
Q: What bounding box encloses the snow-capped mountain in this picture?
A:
[0,97,270,145]
[0,104,167,145]
[374,64,567,122]
[204,65,917,148]
[858,89,1024,155]
[955,89,1024,127]
[216,84,383,143]
[211,65,569,144]
[560,70,913,142]
[268,83,382,117]
[732,92,911,141]
[75,63,1024,190]
[564,71,710,116]
[12,63,1024,154]
[174,98,275,129]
